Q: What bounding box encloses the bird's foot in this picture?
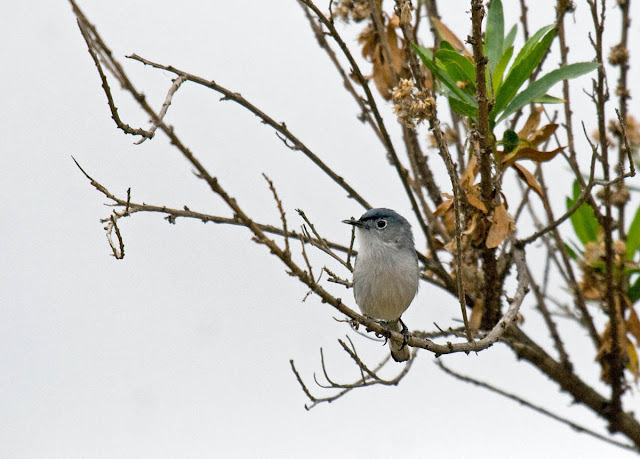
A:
[398,318,410,351]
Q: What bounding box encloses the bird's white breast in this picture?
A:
[353,231,419,321]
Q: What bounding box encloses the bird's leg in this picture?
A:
[398,318,410,350]
[365,316,390,344]
[373,319,392,345]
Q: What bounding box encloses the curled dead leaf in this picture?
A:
[512,162,544,198]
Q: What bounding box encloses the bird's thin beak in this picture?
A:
[342,218,363,227]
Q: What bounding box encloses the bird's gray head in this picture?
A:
[342,208,415,249]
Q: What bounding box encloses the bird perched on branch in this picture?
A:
[343,208,419,362]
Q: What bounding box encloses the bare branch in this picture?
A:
[75,18,152,140]
[437,361,638,454]
[291,338,415,410]
[135,75,186,145]
[126,53,372,210]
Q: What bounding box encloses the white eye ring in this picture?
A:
[376,219,387,229]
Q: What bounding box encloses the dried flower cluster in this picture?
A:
[335,0,372,22]
[580,240,637,301]
[608,44,630,66]
[391,79,434,128]
[609,115,640,159]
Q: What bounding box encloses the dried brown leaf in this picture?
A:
[430,17,472,59]
[512,163,543,198]
[386,23,405,74]
[596,320,630,383]
[469,299,484,332]
[460,154,479,190]
[628,339,639,383]
[463,213,486,246]
[627,306,640,346]
[388,13,400,28]
[434,198,454,216]
[463,213,480,235]
[467,191,488,213]
[502,145,564,169]
[528,123,559,147]
[486,202,511,248]
[359,21,407,100]
[372,51,394,99]
[517,106,543,139]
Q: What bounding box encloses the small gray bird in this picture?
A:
[343,208,420,362]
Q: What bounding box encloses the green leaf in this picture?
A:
[629,275,640,303]
[497,62,600,122]
[564,243,578,260]
[493,25,555,117]
[448,95,479,118]
[439,40,456,52]
[503,25,518,53]
[485,0,504,74]
[512,25,555,69]
[566,180,601,246]
[492,45,513,93]
[532,94,565,104]
[414,43,478,109]
[627,205,640,259]
[418,46,434,60]
[436,49,476,86]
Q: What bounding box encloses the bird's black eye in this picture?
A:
[377,219,387,229]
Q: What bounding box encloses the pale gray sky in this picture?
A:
[2,1,640,457]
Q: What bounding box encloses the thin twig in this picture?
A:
[437,361,638,453]
[298,2,383,142]
[517,147,598,245]
[76,20,152,140]
[263,173,290,257]
[135,75,186,145]
[524,263,573,372]
[298,0,433,263]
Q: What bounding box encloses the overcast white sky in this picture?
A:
[2,1,640,457]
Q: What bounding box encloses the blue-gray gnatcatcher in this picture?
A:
[343,208,419,362]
